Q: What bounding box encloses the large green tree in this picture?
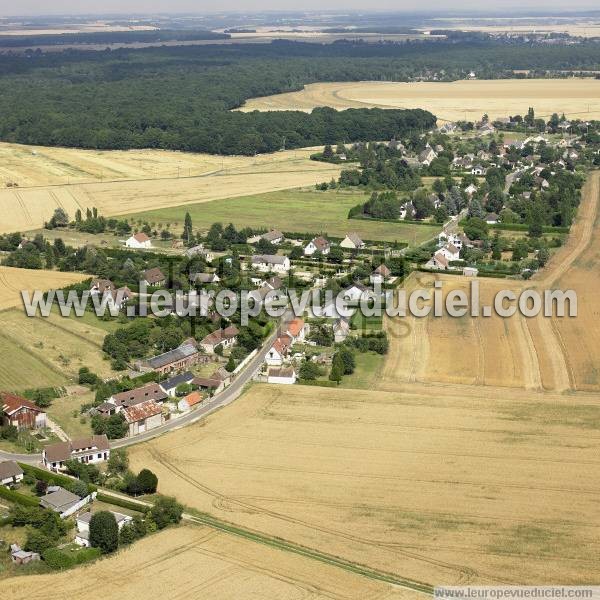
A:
[89,511,119,554]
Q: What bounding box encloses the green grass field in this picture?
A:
[340,351,385,390]
[126,188,441,245]
[0,328,67,391]
[46,389,95,439]
[350,311,383,332]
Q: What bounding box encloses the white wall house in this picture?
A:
[125,232,152,249]
[42,435,110,472]
[304,236,330,256]
[339,233,365,250]
[265,336,291,366]
[0,461,23,487]
[267,367,297,385]
[251,255,290,273]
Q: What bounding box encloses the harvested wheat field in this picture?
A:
[0,308,116,385]
[0,266,87,310]
[0,525,418,600]
[127,384,600,587]
[0,144,341,234]
[239,79,600,123]
[382,171,600,392]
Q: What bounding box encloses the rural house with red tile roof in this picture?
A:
[1,392,46,430]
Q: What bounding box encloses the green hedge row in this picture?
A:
[19,463,98,493]
[349,212,439,228]
[458,219,569,234]
[96,492,146,513]
[0,485,39,507]
[42,547,102,570]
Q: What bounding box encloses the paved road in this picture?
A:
[0,326,280,463]
[112,326,279,449]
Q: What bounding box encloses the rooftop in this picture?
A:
[146,342,198,370]
[122,400,163,423]
[111,383,168,407]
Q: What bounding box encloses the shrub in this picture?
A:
[25,530,55,554]
[119,515,147,546]
[148,496,183,530]
[42,547,101,570]
[0,485,40,507]
[89,511,119,554]
[136,469,158,495]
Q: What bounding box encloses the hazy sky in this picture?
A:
[1,1,600,17]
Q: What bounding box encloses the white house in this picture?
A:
[304,236,330,256]
[267,366,297,385]
[125,232,152,249]
[265,335,292,366]
[285,318,306,343]
[370,264,391,285]
[342,283,375,303]
[464,183,477,196]
[261,230,284,244]
[438,243,461,262]
[190,272,221,285]
[485,213,499,225]
[428,250,450,270]
[419,147,437,166]
[42,435,110,472]
[159,371,195,397]
[251,254,291,273]
[75,510,133,547]
[471,165,486,176]
[438,232,467,250]
[0,461,23,487]
[199,325,239,354]
[333,318,350,343]
[339,233,365,250]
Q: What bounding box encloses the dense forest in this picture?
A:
[0,38,598,155]
[0,30,229,47]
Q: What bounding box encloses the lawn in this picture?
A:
[339,351,385,390]
[46,388,95,439]
[350,311,383,332]
[125,188,441,246]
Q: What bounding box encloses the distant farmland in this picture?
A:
[128,189,440,245]
[0,144,341,235]
[239,79,600,123]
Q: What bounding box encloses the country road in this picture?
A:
[0,325,279,464]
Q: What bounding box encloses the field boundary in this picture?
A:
[95,488,432,595]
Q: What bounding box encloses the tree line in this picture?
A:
[0,38,598,154]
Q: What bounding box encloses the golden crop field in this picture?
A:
[0,525,417,600]
[381,171,600,392]
[0,266,87,311]
[0,143,341,234]
[127,383,600,586]
[239,79,600,123]
[422,18,600,38]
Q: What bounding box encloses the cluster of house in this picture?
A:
[248,230,368,275]
[262,317,307,385]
